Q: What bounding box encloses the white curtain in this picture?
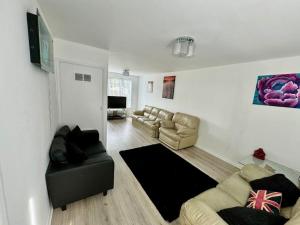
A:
[108,78,132,108]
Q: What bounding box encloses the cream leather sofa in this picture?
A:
[159,112,200,150]
[132,106,173,138]
[179,164,300,225]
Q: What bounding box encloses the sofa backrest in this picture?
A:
[172,112,200,130]
[156,110,174,121]
[149,107,160,120]
[144,105,153,117]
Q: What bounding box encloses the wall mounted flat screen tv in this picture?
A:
[27,12,54,73]
[108,96,127,109]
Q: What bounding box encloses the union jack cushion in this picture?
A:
[246,190,282,214]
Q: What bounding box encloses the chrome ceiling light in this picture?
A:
[173,36,195,57]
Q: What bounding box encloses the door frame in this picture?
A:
[55,57,108,146]
[0,165,9,225]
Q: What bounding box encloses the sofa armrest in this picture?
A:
[133,110,144,116]
[180,199,228,225]
[177,127,196,137]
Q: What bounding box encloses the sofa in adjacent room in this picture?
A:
[159,112,200,150]
[132,105,174,138]
[46,125,114,210]
[179,164,300,225]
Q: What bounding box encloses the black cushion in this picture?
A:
[67,126,82,143]
[49,137,68,165]
[54,125,71,138]
[250,174,300,207]
[218,207,288,225]
[66,141,87,163]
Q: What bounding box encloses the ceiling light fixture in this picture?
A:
[122,69,130,76]
[173,36,195,57]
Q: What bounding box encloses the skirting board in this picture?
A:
[195,144,241,169]
[47,207,53,225]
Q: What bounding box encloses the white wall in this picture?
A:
[139,55,300,171]
[0,0,57,225]
[108,72,139,114]
[54,39,109,145]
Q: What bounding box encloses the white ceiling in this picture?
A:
[38,0,300,74]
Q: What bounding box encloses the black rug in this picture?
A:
[119,144,218,222]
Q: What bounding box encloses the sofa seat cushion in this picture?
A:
[159,127,181,141]
[144,121,159,129]
[217,172,252,205]
[281,207,293,219]
[84,142,106,156]
[137,117,153,123]
[194,188,241,212]
[180,199,227,225]
[131,114,144,120]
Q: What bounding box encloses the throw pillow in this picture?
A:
[218,207,288,225]
[54,125,71,139]
[49,137,68,165]
[160,120,175,129]
[66,142,87,163]
[250,174,300,207]
[246,190,282,214]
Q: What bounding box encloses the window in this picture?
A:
[108,78,132,107]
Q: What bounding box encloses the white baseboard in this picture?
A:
[195,144,241,169]
[47,207,53,225]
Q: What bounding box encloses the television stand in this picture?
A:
[107,109,126,120]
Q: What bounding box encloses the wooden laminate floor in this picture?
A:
[51,118,238,225]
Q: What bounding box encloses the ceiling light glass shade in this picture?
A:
[173,36,195,57]
[123,69,130,76]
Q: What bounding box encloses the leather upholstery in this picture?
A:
[46,128,114,209]
[132,107,199,147]
[179,165,300,225]
[132,106,173,138]
[159,112,200,150]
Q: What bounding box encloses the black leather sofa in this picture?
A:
[46,126,114,210]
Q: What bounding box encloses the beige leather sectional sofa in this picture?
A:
[180,164,300,225]
[132,105,200,150]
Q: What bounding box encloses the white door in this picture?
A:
[59,61,103,140]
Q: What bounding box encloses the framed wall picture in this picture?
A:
[162,76,176,99]
[253,73,300,108]
[147,81,153,93]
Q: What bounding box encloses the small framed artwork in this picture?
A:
[147,81,153,93]
[253,73,300,109]
[162,76,176,99]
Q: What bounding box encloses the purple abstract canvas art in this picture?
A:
[253,73,300,108]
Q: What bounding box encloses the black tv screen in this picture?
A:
[108,96,126,108]
[27,12,54,73]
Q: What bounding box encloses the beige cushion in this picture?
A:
[160,120,175,128]
[194,188,241,212]
[180,199,227,225]
[144,105,152,114]
[177,127,196,137]
[281,207,293,219]
[239,164,274,182]
[217,172,252,205]
[137,117,152,123]
[159,127,181,141]
[285,212,300,225]
[172,112,200,130]
[292,198,300,217]
[157,110,174,121]
[144,120,159,129]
